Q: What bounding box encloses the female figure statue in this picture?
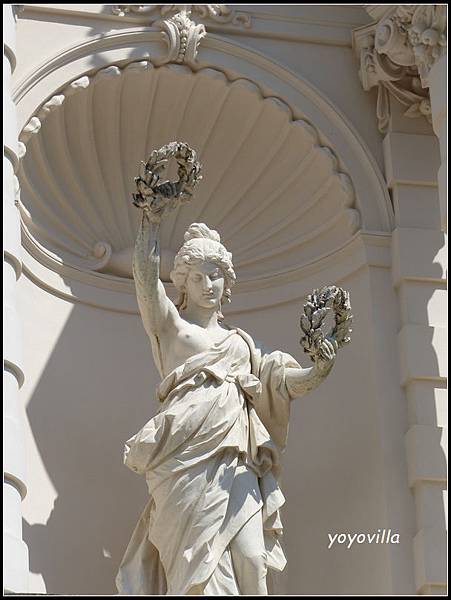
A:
[116,202,337,596]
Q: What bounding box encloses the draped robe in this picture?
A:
[116,327,303,595]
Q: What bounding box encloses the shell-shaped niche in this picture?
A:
[18,61,359,284]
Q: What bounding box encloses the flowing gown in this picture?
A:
[116,327,303,595]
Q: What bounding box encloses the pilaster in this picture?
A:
[384,125,447,594]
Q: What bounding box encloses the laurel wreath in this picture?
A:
[300,286,353,362]
[132,141,202,213]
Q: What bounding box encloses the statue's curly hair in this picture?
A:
[170,223,236,318]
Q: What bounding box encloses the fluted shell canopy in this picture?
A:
[18,61,359,283]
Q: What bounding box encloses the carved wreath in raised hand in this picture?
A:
[132,141,202,214]
[300,286,353,362]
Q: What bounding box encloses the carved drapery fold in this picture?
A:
[353,5,447,133]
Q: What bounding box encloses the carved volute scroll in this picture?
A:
[154,9,206,65]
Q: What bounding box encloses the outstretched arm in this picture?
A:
[285,338,337,398]
[133,211,178,338]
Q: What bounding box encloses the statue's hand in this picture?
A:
[133,180,175,223]
[144,197,172,223]
[314,338,338,374]
[132,142,202,220]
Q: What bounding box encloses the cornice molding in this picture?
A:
[353,5,447,133]
[17,4,366,48]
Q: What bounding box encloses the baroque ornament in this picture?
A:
[354,5,446,132]
[358,38,432,133]
[111,5,251,64]
[155,9,206,64]
[111,4,251,28]
[385,5,447,86]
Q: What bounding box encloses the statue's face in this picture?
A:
[185,261,225,310]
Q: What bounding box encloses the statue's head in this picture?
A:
[170,223,236,319]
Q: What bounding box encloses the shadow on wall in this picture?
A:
[22,293,161,595]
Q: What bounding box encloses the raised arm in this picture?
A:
[132,211,178,338]
[285,338,337,398]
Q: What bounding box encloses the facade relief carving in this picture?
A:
[111,4,251,64]
[353,5,446,133]
[155,9,206,65]
[111,4,252,29]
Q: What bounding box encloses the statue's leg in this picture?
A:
[230,509,268,595]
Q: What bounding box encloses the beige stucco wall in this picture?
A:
[8,4,446,595]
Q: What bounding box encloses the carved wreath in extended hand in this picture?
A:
[132,141,202,215]
[300,286,353,362]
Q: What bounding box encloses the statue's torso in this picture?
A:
[154,319,248,376]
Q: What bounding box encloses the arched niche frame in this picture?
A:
[14,30,393,314]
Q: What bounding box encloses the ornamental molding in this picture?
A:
[111,5,252,28]
[353,5,447,132]
[155,9,206,65]
[111,5,251,64]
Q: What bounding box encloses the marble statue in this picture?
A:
[116,143,351,595]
